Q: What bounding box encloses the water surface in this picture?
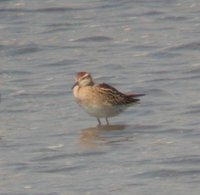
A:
[1,0,200,194]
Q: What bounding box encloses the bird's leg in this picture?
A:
[97,118,101,126]
[105,117,109,125]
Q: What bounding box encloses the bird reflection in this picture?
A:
[79,124,131,148]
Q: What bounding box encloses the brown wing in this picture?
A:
[96,83,140,105]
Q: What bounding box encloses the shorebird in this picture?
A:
[72,72,145,125]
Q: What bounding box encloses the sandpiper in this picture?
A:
[72,72,145,125]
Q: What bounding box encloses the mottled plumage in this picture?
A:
[72,72,144,125]
[96,83,141,105]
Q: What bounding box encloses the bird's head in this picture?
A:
[74,72,94,87]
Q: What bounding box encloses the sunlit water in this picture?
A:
[1,0,200,194]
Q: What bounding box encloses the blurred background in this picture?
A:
[1,0,200,194]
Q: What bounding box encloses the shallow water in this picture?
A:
[1,0,200,194]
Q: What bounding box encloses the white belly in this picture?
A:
[80,103,128,118]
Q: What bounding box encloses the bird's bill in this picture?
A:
[72,82,78,89]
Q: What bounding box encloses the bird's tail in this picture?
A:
[127,93,145,98]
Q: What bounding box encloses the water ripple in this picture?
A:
[148,51,181,58]
[74,36,113,42]
[39,165,85,173]
[159,155,200,165]
[136,169,200,178]
[39,59,80,67]
[8,44,42,55]
[167,42,200,51]
[159,16,188,21]
[0,7,86,13]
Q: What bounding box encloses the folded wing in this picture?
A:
[97,83,145,105]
